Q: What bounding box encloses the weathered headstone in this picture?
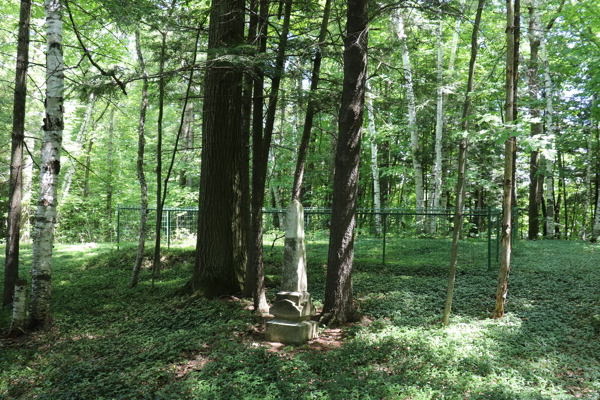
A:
[266,200,318,344]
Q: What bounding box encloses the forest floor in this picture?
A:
[1,237,599,399]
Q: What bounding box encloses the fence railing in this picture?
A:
[116,205,518,271]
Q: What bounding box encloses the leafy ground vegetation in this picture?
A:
[1,239,599,399]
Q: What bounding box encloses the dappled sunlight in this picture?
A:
[1,240,599,399]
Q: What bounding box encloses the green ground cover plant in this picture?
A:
[1,239,599,399]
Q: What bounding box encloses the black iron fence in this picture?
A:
[116,205,517,271]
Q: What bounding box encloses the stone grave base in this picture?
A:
[265,319,318,345]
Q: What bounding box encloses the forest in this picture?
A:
[1,0,600,398]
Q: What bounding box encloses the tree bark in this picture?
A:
[581,131,592,239]
[4,0,32,307]
[58,92,94,207]
[291,0,332,201]
[443,0,484,326]
[395,13,424,231]
[493,0,518,319]
[539,7,555,238]
[366,80,382,237]
[153,29,168,282]
[82,137,93,198]
[321,0,368,327]
[28,0,64,329]
[106,107,115,221]
[429,9,444,234]
[190,0,246,297]
[251,0,293,313]
[131,30,149,288]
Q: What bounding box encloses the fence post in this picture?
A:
[117,205,120,250]
[487,206,492,271]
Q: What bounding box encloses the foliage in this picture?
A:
[1,240,599,399]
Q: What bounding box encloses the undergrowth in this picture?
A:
[1,239,599,399]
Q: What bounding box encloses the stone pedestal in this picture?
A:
[266,201,318,344]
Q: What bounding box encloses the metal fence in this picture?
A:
[116,205,514,271]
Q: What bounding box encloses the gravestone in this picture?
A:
[266,200,318,344]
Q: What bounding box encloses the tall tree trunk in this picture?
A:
[4,0,31,307]
[527,0,541,239]
[28,0,64,329]
[593,167,600,239]
[82,137,93,198]
[20,136,34,242]
[179,102,194,187]
[241,1,257,299]
[131,30,149,288]
[395,13,424,231]
[106,107,115,222]
[251,0,292,313]
[539,8,555,238]
[443,0,484,326]
[321,0,368,327]
[493,0,518,319]
[581,131,592,239]
[58,92,94,207]
[291,0,332,201]
[429,9,444,234]
[366,80,382,237]
[153,30,168,282]
[190,0,246,297]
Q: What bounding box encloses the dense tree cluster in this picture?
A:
[1,0,599,326]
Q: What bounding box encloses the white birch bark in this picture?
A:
[9,279,28,336]
[20,136,34,241]
[131,29,149,288]
[366,80,382,236]
[593,183,600,240]
[106,107,115,219]
[28,0,63,328]
[58,92,94,206]
[429,11,444,233]
[581,132,592,240]
[539,14,555,238]
[395,13,424,231]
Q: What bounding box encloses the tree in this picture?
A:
[189,0,246,297]
[394,12,425,231]
[443,0,485,326]
[28,0,64,329]
[493,0,519,319]
[251,0,293,313]
[366,79,382,237]
[58,92,95,208]
[130,30,150,289]
[428,6,444,234]
[321,0,368,326]
[291,0,332,202]
[4,0,32,307]
[527,0,543,240]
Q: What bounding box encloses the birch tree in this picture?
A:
[539,7,555,238]
[58,92,95,207]
[366,79,382,237]
[429,9,444,233]
[130,30,149,288]
[395,13,424,231]
[28,0,64,329]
